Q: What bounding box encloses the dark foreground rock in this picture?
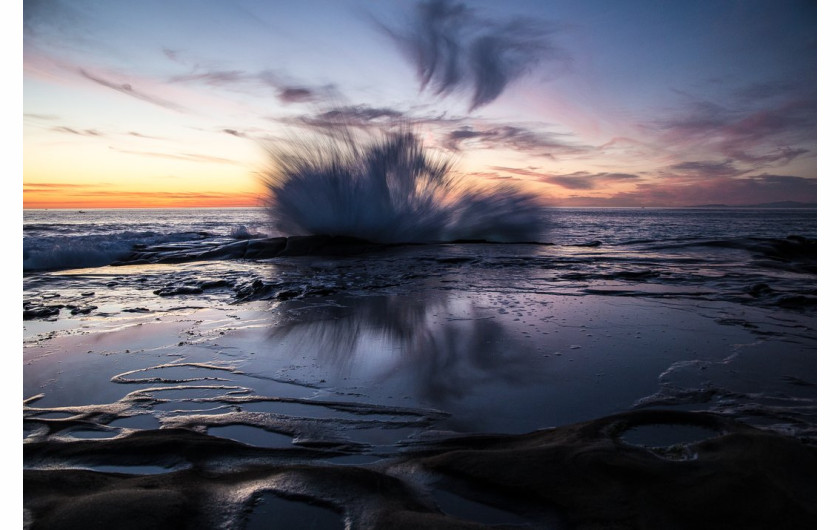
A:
[23,410,815,529]
[111,235,551,266]
[112,235,387,265]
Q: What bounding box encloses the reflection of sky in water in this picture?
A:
[261,290,806,435]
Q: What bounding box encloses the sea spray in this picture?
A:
[263,129,545,243]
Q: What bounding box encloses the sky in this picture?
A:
[21,0,818,208]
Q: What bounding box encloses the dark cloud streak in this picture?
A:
[51,126,102,136]
[278,105,405,132]
[445,125,587,156]
[383,0,562,111]
[79,69,187,112]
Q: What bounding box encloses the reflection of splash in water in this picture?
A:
[263,129,545,243]
[270,293,540,406]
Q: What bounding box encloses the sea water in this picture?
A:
[23,206,816,311]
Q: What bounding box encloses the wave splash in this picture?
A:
[263,129,545,243]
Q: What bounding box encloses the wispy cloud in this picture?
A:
[542,172,638,191]
[555,174,815,207]
[127,131,163,140]
[51,126,102,136]
[24,113,60,121]
[79,69,187,112]
[109,147,240,165]
[169,70,248,86]
[278,105,406,132]
[652,89,815,170]
[165,58,332,106]
[382,0,564,111]
[277,87,317,103]
[222,128,249,138]
[24,182,111,191]
[66,190,261,200]
[664,160,745,179]
[495,168,640,190]
[445,125,587,156]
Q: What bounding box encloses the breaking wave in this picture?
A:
[263,129,545,243]
[23,231,208,272]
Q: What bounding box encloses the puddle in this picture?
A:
[63,429,120,440]
[110,415,160,430]
[207,425,296,448]
[433,489,532,526]
[621,423,719,448]
[245,494,344,530]
[84,463,189,475]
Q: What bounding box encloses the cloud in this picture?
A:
[277,87,316,103]
[24,182,110,191]
[383,0,563,111]
[223,129,248,138]
[653,91,815,170]
[520,170,640,190]
[554,174,815,207]
[665,160,745,179]
[281,105,406,131]
[167,64,331,105]
[444,125,587,156]
[65,190,261,200]
[170,70,248,86]
[109,147,240,165]
[24,113,60,121]
[51,126,102,136]
[127,131,162,139]
[723,146,808,166]
[79,69,187,112]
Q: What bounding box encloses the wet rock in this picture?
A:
[154,285,204,297]
[746,283,773,297]
[23,305,63,320]
[68,305,97,315]
[242,237,289,259]
[279,235,385,257]
[22,410,815,530]
[234,279,282,301]
[198,279,232,290]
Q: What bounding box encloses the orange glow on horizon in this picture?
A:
[23,190,267,209]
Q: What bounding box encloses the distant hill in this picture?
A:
[690,201,816,209]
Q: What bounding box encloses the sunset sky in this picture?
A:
[22,0,817,209]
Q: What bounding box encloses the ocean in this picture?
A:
[24,206,817,312]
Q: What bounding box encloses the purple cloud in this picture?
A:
[445,125,586,156]
[383,0,562,111]
[80,69,187,112]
